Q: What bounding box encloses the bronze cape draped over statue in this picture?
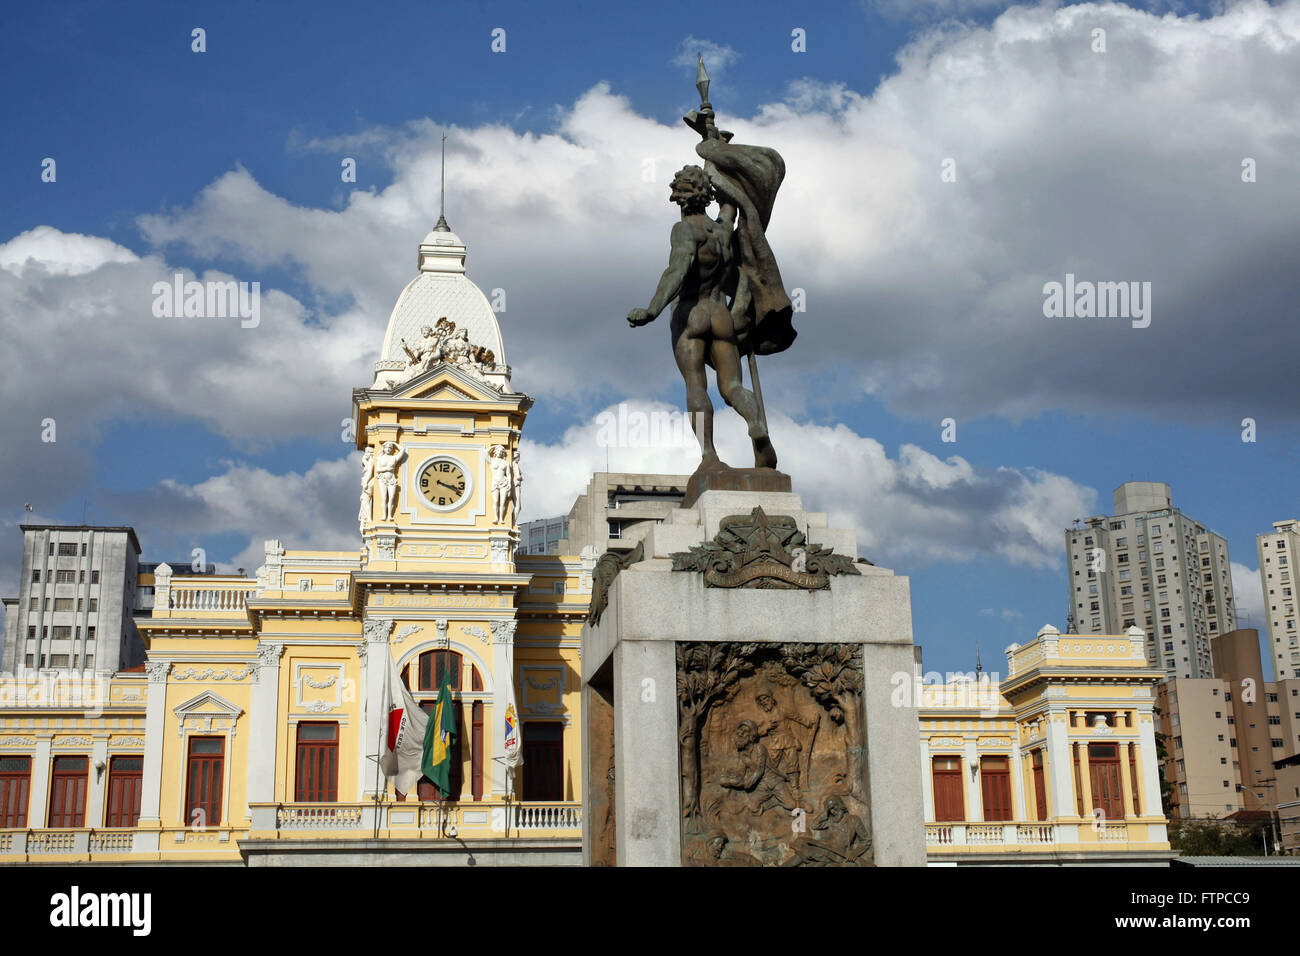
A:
[695,136,797,366]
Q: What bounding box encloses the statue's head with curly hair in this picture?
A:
[669,165,713,214]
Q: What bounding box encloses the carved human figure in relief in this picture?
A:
[400,324,443,380]
[511,449,523,515]
[785,795,872,866]
[754,693,813,795]
[376,439,407,521]
[716,719,798,816]
[488,444,513,524]
[443,327,473,366]
[359,446,375,531]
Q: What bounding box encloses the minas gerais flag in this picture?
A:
[423,670,458,798]
[379,652,428,796]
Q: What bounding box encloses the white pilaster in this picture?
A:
[137,660,170,826]
[29,738,52,827]
[490,618,518,797]
[86,736,109,827]
[246,643,284,806]
[1045,708,1075,820]
[360,618,394,799]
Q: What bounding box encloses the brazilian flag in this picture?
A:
[422,672,457,797]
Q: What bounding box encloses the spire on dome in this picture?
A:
[433,132,451,233]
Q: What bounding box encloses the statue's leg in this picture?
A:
[674,327,719,464]
[711,338,777,469]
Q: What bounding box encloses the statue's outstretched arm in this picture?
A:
[646,222,696,318]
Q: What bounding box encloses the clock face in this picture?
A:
[417,457,468,509]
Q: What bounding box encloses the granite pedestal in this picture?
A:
[581,489,925,867]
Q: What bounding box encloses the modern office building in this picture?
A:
[1065,481,1235,679]
[1256,519,1300,680]
[518,516,568,555]
[1156,628,1300,821]
[1,526,147,677]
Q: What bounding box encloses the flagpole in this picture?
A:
[373,655,388,840]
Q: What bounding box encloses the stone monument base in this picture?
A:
[581,489,925,867]
[681,461,791,509]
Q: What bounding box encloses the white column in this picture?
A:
[246,643,284,808]
[1137,710,1163,814]
[964,739,981,821]
[490,618,517,798]
[1009,743,1026,821]
[359,618,394,800]
[29,738,52,827]
[86,737,109,828]
[136,660,170,826]
[1045,708,1074,820]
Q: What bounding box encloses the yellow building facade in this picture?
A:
[0,219,588,865]
[0,220,1174,866]
[920,625,1173,864]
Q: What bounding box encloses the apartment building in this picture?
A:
[1256,519,1300,680]
[1065,482,1235,679]
[1156,628,1300,821]
[1,526,147,677]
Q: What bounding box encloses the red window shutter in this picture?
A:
[932,757,965,822]
[980,757,1012,822]
[1032,750,1048,821]
[1088,743,1124,821]
[295,723,339,802]
[48,756,88,828]
[185,737,224,826]
[0,757,32,828]
[105,756,143,828]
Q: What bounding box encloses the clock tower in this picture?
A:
[353,215,531,573]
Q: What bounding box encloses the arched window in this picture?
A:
[419,650,461,691]
[406,650,484,803]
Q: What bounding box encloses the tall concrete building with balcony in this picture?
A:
[1256,519,1300,680]
[1065,482,1235,679]
[557,472,688,556]
[1,525,147,677]
[1156,628,1300,821]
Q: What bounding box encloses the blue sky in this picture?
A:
[3,0,1298,678]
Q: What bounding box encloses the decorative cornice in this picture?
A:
[172,665,255,682]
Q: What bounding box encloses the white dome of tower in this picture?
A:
[375,214,509,390]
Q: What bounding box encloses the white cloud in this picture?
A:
[0,226,138,277]
[522,399,1095,569]
[118,2,1300,429]
[672,36,742,73]
[1231,561,1265,630]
